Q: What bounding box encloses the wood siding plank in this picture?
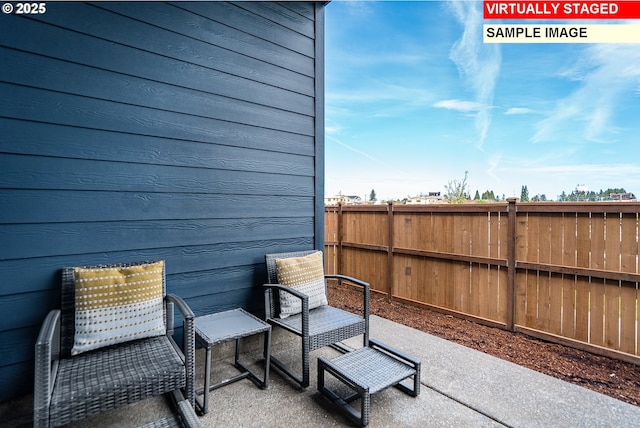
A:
[0,190,313,224]
[1,118,315,160]
[0,154,313,195]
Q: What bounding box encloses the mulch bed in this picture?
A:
[327,282,640,407]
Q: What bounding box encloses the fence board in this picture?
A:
[621,214,638,274]
[561,275,576,338]
[425,258,437,306]
[574,276,590,343]
[342,212,387,247]
[524,270,537,328]
[469,263,480,316]
[548,273,563,335]
[473,213,490,258]
[604,279,621,350]
[515,270,527,326]
[453,261,470,313]
[394,255,412,301]
[606,213,621,272]
[489,212,501,259]
[547,216,564,335]
[563,213,577,266]
[420,213,435,251]
[486,265,506,322]
[592,214,606,270]
[344,247,386,294]
[516,213,529,262]
[619,282,637,355]
[394,214,412,249]
[576,214,591,268]
[590,278,606,347]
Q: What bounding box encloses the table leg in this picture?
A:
[263,329,271,388]
[203,345,212,414]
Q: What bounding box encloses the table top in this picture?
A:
[195,308,270,345]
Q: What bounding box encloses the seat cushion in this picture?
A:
[72,260,166,355]
[275,251,328,318]
[50,335,185,426]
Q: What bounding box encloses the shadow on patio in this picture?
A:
[4,315,640,427]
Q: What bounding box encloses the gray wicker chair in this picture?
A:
[34,261,196,428]
[264,250,369,388]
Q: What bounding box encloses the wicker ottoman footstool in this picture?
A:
[317,339,421,427]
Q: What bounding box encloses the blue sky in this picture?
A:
[324,1,640,201]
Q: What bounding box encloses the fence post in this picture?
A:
[387,201,394,302]
[337,202,343,276]
[506,198,517,332]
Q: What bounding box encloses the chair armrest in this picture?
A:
[263,283,309,301]
[324,274,370,310]
[325,274,370,343]
[166,293,195,322]
[325,274,369,289]
[34,309,61,428]
[166,294,195,406]
[263,283,310,334]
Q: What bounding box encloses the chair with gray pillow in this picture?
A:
[33,260,199,428]
[264,250,370,388]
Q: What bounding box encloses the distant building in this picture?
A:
[325,195,363,205]
[609,193,636,201]
[406,192,442,204]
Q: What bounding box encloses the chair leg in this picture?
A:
[301,336,310,388]
[268,332,309,388]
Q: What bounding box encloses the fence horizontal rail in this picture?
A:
[516,261,640,284]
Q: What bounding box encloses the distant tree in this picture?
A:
[369,189,377,203]
[474,190,480,200]
[481,190,496,201]
[558,191,567,202]
[445,171,470,204]
[520,185,529,202]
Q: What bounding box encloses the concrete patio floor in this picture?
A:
[4,315,640,427]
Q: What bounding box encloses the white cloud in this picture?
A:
[327,83,433,106]
[325,124,343,135]
[505,107,534,115]
[532,44,640,144]
[327,82,435,120]
[446,1,501,151]
[433,99,484,112]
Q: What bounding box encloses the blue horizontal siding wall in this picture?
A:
[0,1,324,401]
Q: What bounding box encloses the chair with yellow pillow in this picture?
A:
[33,260,199,427]
[264,250,370,388]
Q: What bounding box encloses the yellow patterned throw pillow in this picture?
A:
[72,260,166,355]
[275,251,328,318]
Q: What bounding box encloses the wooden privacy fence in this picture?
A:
[324,199,640,364]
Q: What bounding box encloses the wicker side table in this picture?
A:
[317,338,420,427]
[194,308,271,415]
